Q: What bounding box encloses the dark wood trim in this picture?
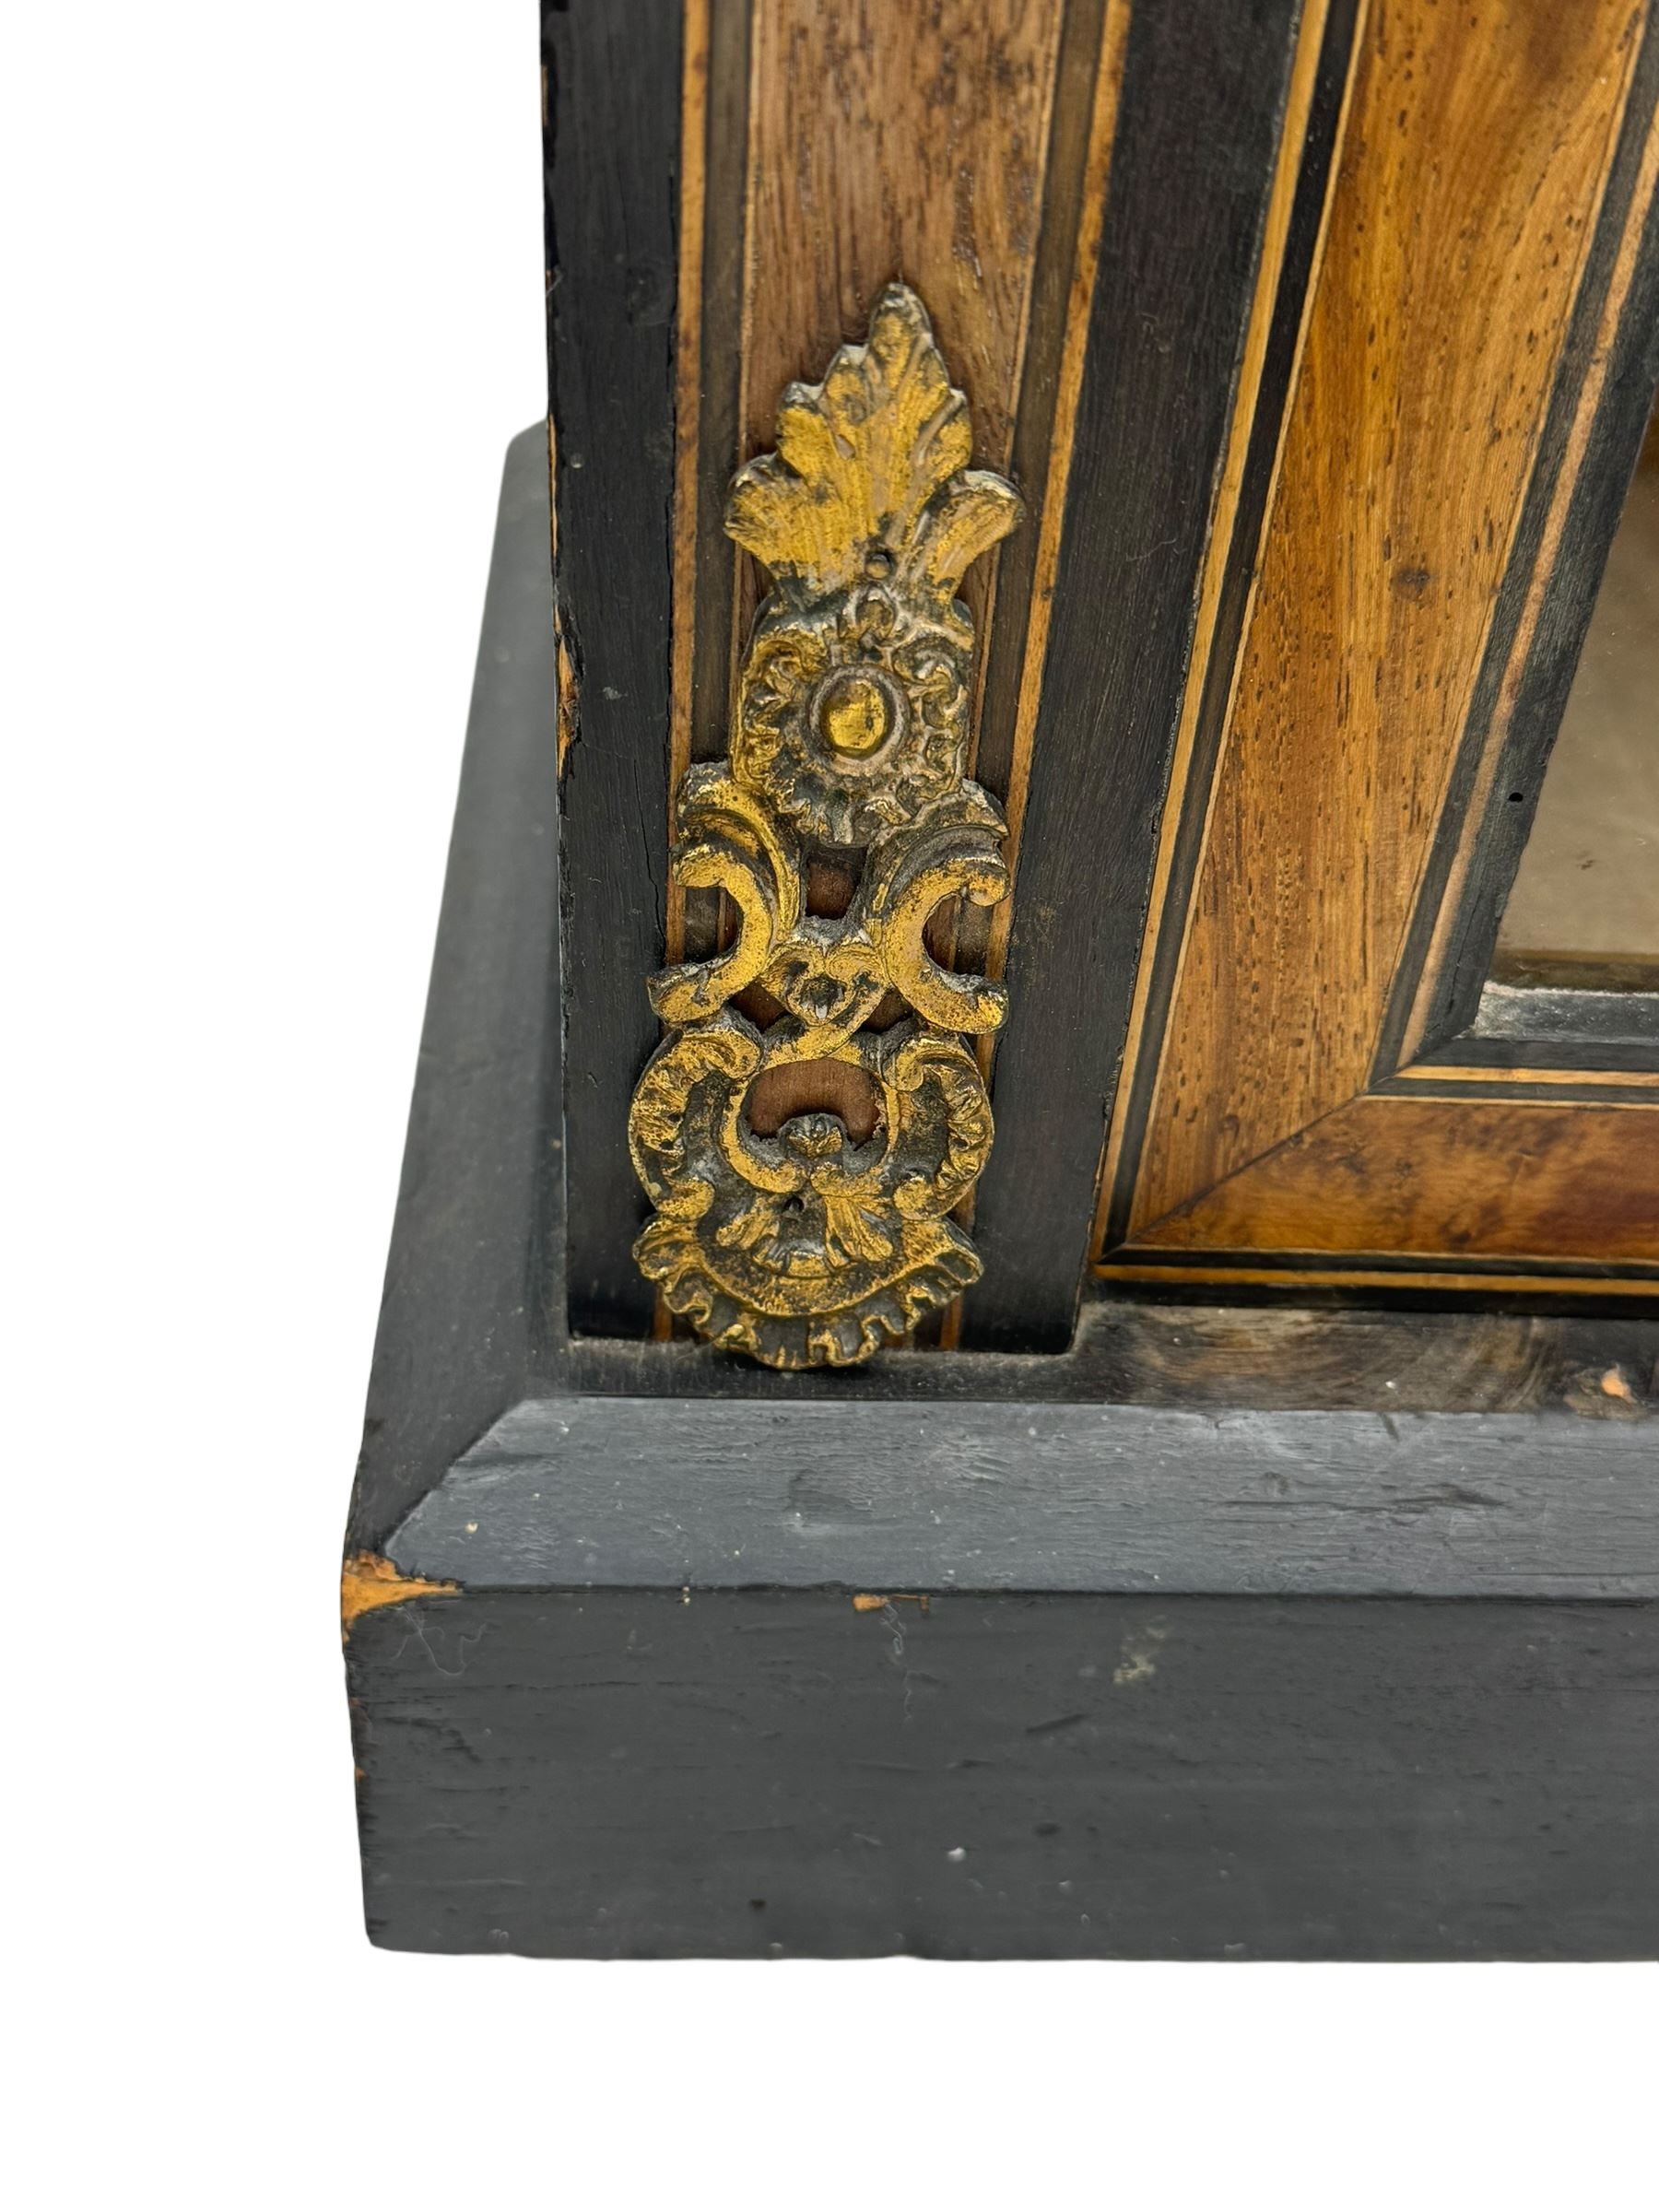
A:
[1388,982,1659,1079]
[350,1586,1659,1959]
[546,0,683,1339]
[1377,13,1659,1076]
[346,429,559,1555]
[962,0,1353,1350]
[678,0,750,964]
[1455,982,1659,1073]
[390,1393,1659,1599]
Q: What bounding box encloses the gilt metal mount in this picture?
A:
[628,284,1021,1367]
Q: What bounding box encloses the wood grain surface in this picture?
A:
[394,1391,1659,1597]
[733,0,1066,721]
[740,0,1065,463]
[1135,1092,1659,1265]
[665,0,712,969]
[1091,0,1358,1254]
[1127,0,1646,1241]
[972,0,1126,953]
[669,0,754,967]
[660,0,1077,1342]
[352,1586,1659,1958]
[1097,1262,1659,1299]
[1394,28,1659,1058]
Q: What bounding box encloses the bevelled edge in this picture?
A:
[386,1393,1659,1600]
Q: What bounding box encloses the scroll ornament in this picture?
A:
[628,284,1022,1368]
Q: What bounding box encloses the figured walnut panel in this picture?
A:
[1135,1094,1659,1265]
[741,0,1063,473]
[1128,0,1644,1240]
[736,0,1065,683]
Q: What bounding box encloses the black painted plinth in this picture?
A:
[345,434,1659,1961]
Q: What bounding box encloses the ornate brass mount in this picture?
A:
[628,284,1022,1368]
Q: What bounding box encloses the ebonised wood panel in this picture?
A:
[546,0,682,1337]
[387,1393,1659,1600]
[347,428,556,1557]
[351,1586,1659,1959]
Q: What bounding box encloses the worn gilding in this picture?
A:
[629,284,1021,1367]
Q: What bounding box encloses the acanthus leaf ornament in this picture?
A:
[628,283,1022,1369]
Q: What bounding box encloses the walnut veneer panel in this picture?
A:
[740,0,1064,477]
[1137,1094,1659,1265]
[735,2,1066,699]
[1130,0,1644,1239]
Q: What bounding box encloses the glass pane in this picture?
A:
[1493,398,1659,989]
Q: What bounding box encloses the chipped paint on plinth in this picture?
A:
[341,1552,458,1640]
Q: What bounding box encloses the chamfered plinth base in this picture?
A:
[345,432,1659,1960]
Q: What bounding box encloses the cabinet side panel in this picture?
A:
[547,1,683,1335]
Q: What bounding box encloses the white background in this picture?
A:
[5,5,1652,2205]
